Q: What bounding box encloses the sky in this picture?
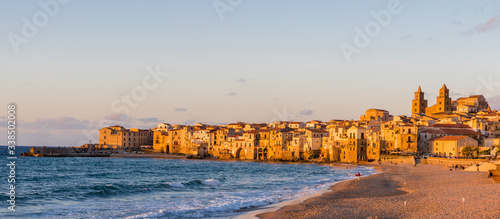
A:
[1,0,500,146]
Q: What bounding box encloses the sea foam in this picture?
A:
[165,182,185,188]
[202,179,221,186]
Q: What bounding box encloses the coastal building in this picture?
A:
[366,129,384,161]
[93,82,496,163]
[340,126,367,163]
[288,131,305,160]
[99,126,153,149]
[288,122,305,129]
[395,124,418,152]
[418,124,482,154]
[428,136,478,157]
[360,109,391,122]
[304,129,328,151]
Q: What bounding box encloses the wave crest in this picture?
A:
[164,182,185,188]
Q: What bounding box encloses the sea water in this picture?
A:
[0,146,374,218]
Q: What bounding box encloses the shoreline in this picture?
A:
[236,167,382,219]
[252,163,499,219]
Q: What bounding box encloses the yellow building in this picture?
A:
[340,126,367,163]
[304,129,328,151]
[153,130,168,153]
[455,95,489,113]
[360,109,391,122]
[429,136,478,157]
[395,124,418,152]
[99,125,153,149]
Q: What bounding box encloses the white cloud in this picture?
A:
[299,109,314,116]
[23,117,94,130]
[462,15,500,36]
[174,108,188,112]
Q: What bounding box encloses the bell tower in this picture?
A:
[437,84,452,112]
[412,86,427,115]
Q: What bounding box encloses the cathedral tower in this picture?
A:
[412,86,427,115]
[436,84,452,112]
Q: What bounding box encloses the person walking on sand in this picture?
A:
[355,172,361,180]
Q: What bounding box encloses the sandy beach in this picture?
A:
[256,163,500,219]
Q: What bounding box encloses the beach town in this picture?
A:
[23,84,500,218]
[4,1,500,217]
[28,85,500,164]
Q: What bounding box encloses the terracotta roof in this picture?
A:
[367,108,389,112]
[433,136,469,141]
[307,128,328,133]
[430,124,471,128]
[420,129,480,136]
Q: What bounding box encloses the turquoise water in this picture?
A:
[0,146,374,218]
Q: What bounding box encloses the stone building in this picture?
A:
[425,84,452,115]
[99,125,153,149]
[360,109,391,122]
[412,86,428,116]
[340,126,368,163]
[413,84,490,117]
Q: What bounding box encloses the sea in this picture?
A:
[0,146,374,218]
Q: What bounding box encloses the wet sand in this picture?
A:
[256,163,500,219]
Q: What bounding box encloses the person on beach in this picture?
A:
[355,172,361,180]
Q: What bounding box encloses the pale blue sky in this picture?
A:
[1,0,500,146]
